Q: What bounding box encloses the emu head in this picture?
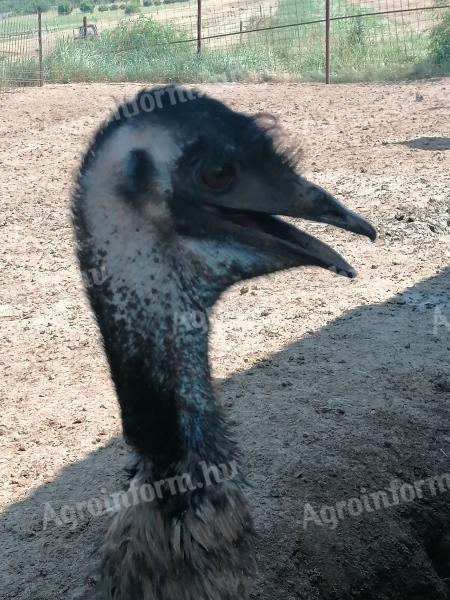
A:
[74,86,375,312]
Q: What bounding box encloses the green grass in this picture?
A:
[242,0,441,81]
[1,1,449,88]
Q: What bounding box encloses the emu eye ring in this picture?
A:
[201,163,236,191]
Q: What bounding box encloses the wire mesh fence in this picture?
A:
[0,0,449,92]
[0,12,41,90]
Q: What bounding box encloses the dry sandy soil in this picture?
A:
[1,79,450,599]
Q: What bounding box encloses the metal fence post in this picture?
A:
[325,0,331,84]
[197,0,202,54]
[38,7,44,87]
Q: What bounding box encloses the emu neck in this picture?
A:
[77,183,232,474]
[99,283,226,475]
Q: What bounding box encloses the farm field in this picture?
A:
[0,5,162,34]
[0,0,440,35]
[1,79,450,599]
[0,0,277,39]
[1,0,447,87]
[357,0,440,29]
[0,0,279,68]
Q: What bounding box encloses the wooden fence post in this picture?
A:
[325,0,331,84]
[197,0,202,54]
[83,15,88,38]
[38,7,44,87]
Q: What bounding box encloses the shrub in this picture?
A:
[429,11,450,65]
[143,0,152,6]
[57,0,73,14]
[80,0,95,12]
[35,0,52,11]
[18,0,51,13]
[109,3,119,8]
[124,1,141,14]
[98,4,109,10]
[103,14,183,50]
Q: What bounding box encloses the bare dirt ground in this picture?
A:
[1,79,450,599]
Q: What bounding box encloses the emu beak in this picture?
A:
[205,173,376,278]
[289,177,377,241]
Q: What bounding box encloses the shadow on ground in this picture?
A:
[2,268,450,600]
[396,137,450,151]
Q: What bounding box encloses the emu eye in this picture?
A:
[201,163,236,191]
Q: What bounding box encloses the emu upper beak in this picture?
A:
[288,176,376,241]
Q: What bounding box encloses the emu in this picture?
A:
[72,86,376,600]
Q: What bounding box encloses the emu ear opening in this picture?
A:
[118,149,155,201]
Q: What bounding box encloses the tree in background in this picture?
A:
[24,0,52,13]
[124,0,141,14]
[80,0,95,12]
[58,1,73,14]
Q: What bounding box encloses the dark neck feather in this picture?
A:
[95,295,234,477]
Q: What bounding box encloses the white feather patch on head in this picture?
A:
[79,121,185,348]
[90,121,182,196]
[81,120,183,243]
